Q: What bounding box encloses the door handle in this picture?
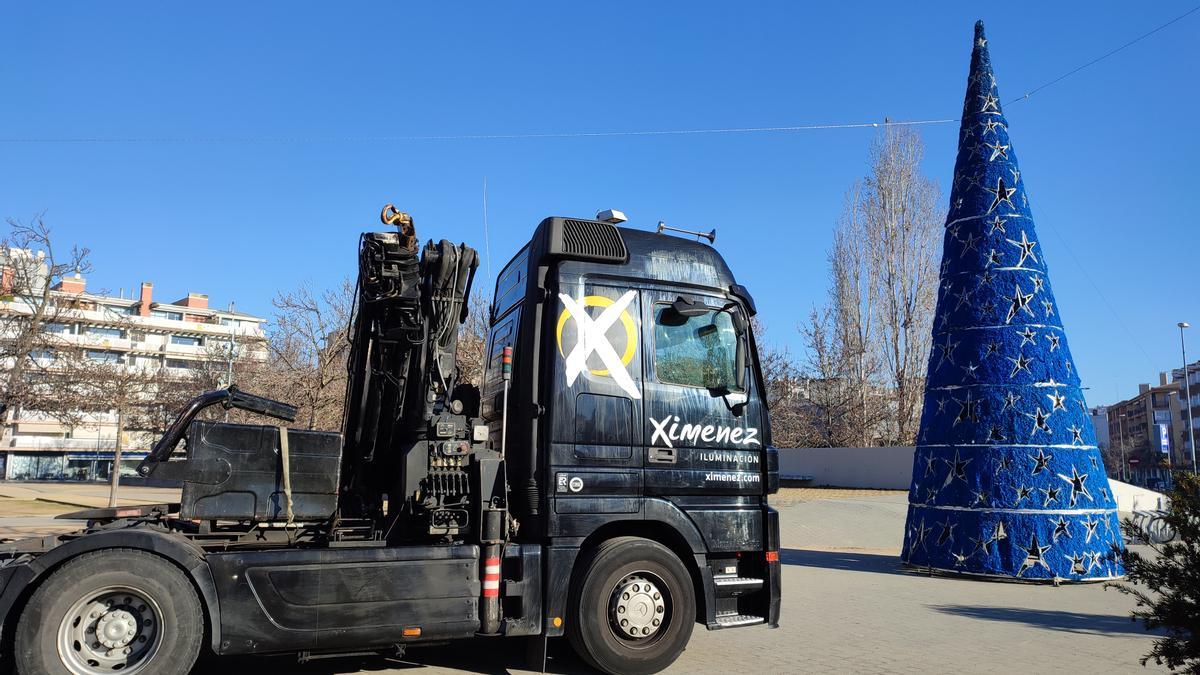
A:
[648,447,676,464]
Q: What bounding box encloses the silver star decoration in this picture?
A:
[1010,167,1021,184]
[965,142,984,161]
[936,397,949,414]
[954,285,974,309]
[936,518,957,546]
[1052,516,1072,542]
[1031,275,1044,292]
[954,391,980,427]
[1058,466,1093,507]
[1019,327,1037,346]
[980,300,996,316]
[985,141,1010,161]
[1086,551,1104,573]
[985,341,1001,357]
[1015,485,1033,504]
[935,333,960,370]
[988,425,1006,442]
[1042,299,1055,317]
[962,361,981,380]
[1029,406,1052,436]
[985,176,1017,213]
[986,248,1003,267]
[1082,516,1100,543]
[959,231,981,257]
[1017,533,1052,577]
[1046,333,1061,352]
[987,215,1007,234]
[1065,552,1087,576]
[1001,390,1021,411]
[1070,422,1089,444]
[1039,484,1062,507]
[1047,390,1067,412]
[971,488,991,506]
[952,551,969,568]
[1008,352,1034,378]
[1006,230,1039,268]
[976,35,988,48]
[1030,449,1053,475]
[912,518,933,552]
[981,118,1004,136]
[923,451,938,477]
[941,449,972,488]
[980,93,1000,113]
[995,455,1012,475]
[1005,284,1035,324]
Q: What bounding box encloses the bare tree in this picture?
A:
[753,318,807,449]
[33,335,162,506]
[800,124,942,446]
[0,217,90,424]
[265,279,353,431]
[860,125,942,444]
[456,291,490,387]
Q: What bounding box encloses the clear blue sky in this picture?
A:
[1,2,1196,407]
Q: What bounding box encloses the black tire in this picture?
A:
[567,537,696,675]
[15,548,204,675]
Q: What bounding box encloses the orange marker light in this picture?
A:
[765,551,780,563]
[402,627,422,637]
[552,617,563,628]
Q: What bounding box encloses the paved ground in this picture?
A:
[0,485,1164,674]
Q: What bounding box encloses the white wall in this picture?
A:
[779,447,1170,513]
[1108,479,1169,512]
[779,446,915,490]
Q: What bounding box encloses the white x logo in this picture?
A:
[558,290,641,400]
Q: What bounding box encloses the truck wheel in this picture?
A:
[15,548,204,675]
[567,537,695,675]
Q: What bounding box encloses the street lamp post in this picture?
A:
[1180,322,1196,474]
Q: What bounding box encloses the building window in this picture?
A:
[41,322,73,335]
[653,305,739,390]
[84,326,125,339]
[85,350,123,364]
[166,358,198,370]
[151,310,183,321]
[169,335,203,347]
[101,304,134,316]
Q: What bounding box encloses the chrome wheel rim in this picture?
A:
[608,571,670,644]
[56,585,162,675]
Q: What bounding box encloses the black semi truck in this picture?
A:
[0,207,780,675]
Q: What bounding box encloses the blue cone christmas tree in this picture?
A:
[900,21,1124,581]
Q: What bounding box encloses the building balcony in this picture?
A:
[6,436,116,450]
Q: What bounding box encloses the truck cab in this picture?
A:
[485,216,781,660]
[0,211,778,675]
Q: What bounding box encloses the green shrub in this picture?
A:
[1108,472,1200,672]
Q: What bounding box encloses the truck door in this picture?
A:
[639,289,765,503]
[547,280,645,525]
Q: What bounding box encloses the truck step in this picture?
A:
[712,613,765,629]
[713,576,764,596]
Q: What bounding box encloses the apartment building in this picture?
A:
[1106,373,1183,484]
[0,262,267,481]
[1171,359,1200,466]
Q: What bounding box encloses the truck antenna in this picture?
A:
[657,221,716,244]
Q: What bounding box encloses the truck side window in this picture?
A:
[653,305,738,390]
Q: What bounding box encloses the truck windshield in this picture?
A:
[653,306,739,390]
